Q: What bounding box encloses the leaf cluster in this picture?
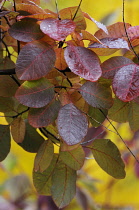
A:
[1,0,139,207]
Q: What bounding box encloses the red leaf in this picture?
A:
[113,64,139,102]
[80,81,113,109]
[15,41,56,80]
[64,45,102,82]
[15,78,55,108]
[101,56,133,79]
[9,19,44,42]
[57,103,88,145]
[83,12,108,34]
[40,18,76,41]
[28,99,61,128]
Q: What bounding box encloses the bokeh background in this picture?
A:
[1,0,139,209]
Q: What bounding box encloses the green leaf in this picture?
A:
[88,139,126,179]
[18,121,44,153]
[0,97,15,113]
[33,154,58,195]
[34,140,54,172]
[51,158,77,208]
[108,97,130,123]
[0,125,11,161]
[15,78,55,108]
[128,101,139,131]
[88,106,108,127]
[80,81,113,109]
[11,117,26,143]
[60,145,85,170]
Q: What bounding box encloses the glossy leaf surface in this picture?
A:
[57,103,88,145]
[80,81,113,109]
[89,139,126,179]
[112,64,139,102]
[64,45,102,82]
[40,18,76,41]
[15,78,55,108]
[16,41,56,80]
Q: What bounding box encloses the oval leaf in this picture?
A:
[15,41,56,80]
[0,125,11,161]
[64,45,102,82]
[89,139,126,179]
[57,103,88,145]
[60,145,85,170]
[11,117,26,143]
[51,158,77,208]
[34,140,54,172]
[40,18,76,41]
[15,78,55,108]
[128,101,139,131]
[9,19,44,42]
[112,64,139,102]
[80,81,113,109]
[101,56,133,79]
[33,154,58,195]
[28,99,61,128]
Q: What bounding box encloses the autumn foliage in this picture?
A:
[1,0,139,208]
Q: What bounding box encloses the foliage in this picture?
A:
[0,0,139,208]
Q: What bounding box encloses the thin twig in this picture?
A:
[55,0,60,20]
[72,0,83,20]
[99,109,139,164]
[123,0,139,61]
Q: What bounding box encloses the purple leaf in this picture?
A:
[80,81,113,109]
[28,99,61,128]
[64,45,102,82]
[57,103,88,145]
[112,64,139,102]
[9,19,44,42]
[15,41,56,80]
[40,18,76,41]
[101,56,133,79]
[15,78,55,108]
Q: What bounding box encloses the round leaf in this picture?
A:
[57,103,88,145]
[15,78,55,108]
[0,125,11,161]
[15,41,56,80]
[40,18,76,41]
[113,64,139,102]
[64,45,102,82]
